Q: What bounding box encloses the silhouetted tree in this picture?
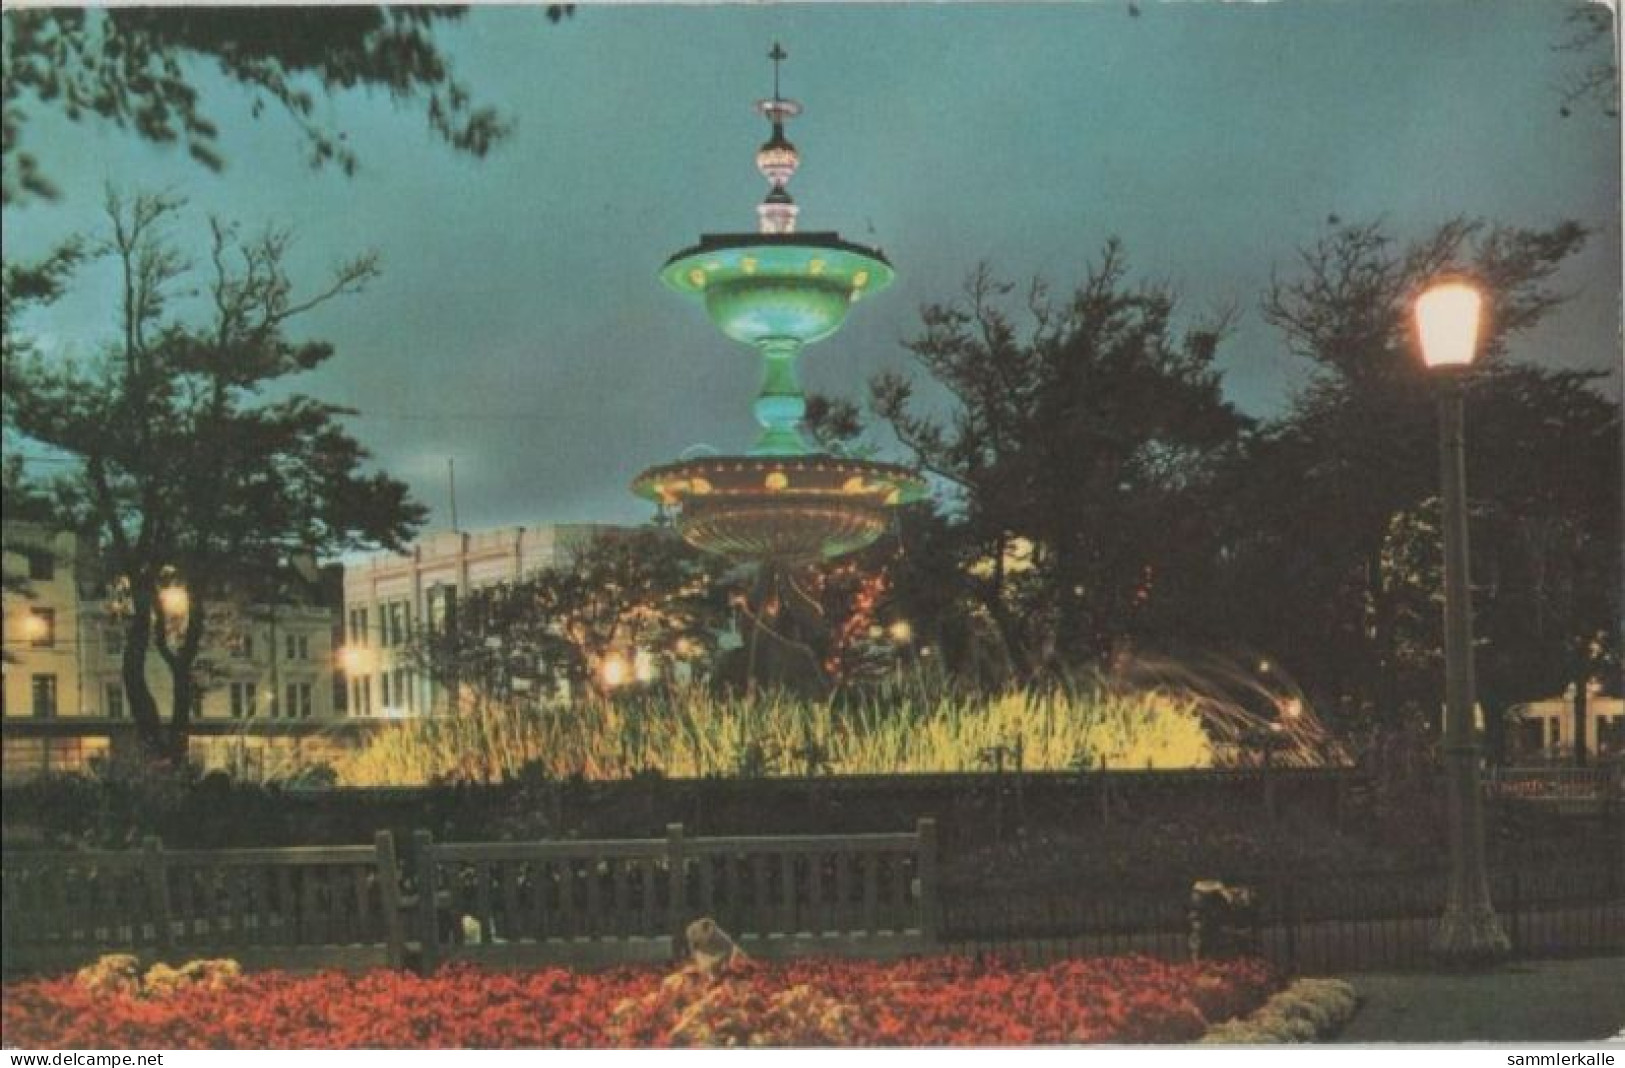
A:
[1218,217,1604,748]
[3,191,424,762]
[873,247,1249,676]
[413,525,729,703]
[2,6,573,203]
[1554,2,1619,119]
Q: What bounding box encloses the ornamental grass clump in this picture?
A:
[336,675,1249,786]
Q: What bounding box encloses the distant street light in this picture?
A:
[20,611,51,644]
[600,651,630,690]
[888,619,914,645]
[158,585,189,617]
[336,645,376,675]
[1414,276,1510,964]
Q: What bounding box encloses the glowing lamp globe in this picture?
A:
[1415,281,1485,369]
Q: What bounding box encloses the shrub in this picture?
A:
[1199,977,1358,1043]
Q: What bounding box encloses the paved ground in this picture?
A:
[1334,957,1625,1043]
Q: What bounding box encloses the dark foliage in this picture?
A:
[2,6,574,202]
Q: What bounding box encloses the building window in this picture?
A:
[229,632,254,659]
[286,682,313,719]
[105,682,125,720]
[27,607,56,648]
[381,671,392,709]
[381,600,411,648]
[360,676,372,715]
[1599,715,1624,756]
[350,607,369,647]
[31,674,58,718]
[27,551,54,581]
[429,586,455,630]
[229,681,258,719]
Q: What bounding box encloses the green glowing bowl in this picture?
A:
[661,232,894,346]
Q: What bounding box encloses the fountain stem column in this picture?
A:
[752,336,809,456]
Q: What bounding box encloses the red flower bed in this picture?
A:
[2,955,1277,1049]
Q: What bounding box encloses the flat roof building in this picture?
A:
[340,523,619,716]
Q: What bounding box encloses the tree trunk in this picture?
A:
[120,589,168,763]
[163,603,208,767]
[1572,676,1589,767]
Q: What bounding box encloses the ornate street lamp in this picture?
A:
[1414,277,1510,963]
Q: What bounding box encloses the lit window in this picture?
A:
[26,607,56,648]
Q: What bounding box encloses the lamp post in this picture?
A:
[1414,278,1510,963]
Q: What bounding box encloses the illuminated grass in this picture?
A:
[337,673,1340,786]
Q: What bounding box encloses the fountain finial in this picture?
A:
[755,42,802,234]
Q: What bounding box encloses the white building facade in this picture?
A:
[340,523,616,716]
[1512,689,1624,762]
[3,520,340,779]
[2,523,91,721]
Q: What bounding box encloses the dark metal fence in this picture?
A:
[939,861,1624,973]
[2,822,940,975]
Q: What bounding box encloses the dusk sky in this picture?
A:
[5,1,1620,538]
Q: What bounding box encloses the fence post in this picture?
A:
[1281,878,1297,973]
[142,836,173,954]
[412,829,440,973]
[916,817,940,944]
[1099,755,1110,827]
[374,831,406,969]
[1508,869,1521,953]
[666,823,686,962]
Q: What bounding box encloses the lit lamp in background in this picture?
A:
[1414,276,1510,963]
[19,612,51,643]
[157,584,189,618]
[888,620,913,646]
[600,651,630,690]
[336,645,375,676]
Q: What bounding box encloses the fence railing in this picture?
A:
[5,824,1619,977]
[0,834,404,974]
[1,821,938,974]
[1484,765,1623,814]
[939,861,1624,973]
[414,821,938,969]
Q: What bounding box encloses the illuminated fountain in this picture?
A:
[632,45,925,568]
